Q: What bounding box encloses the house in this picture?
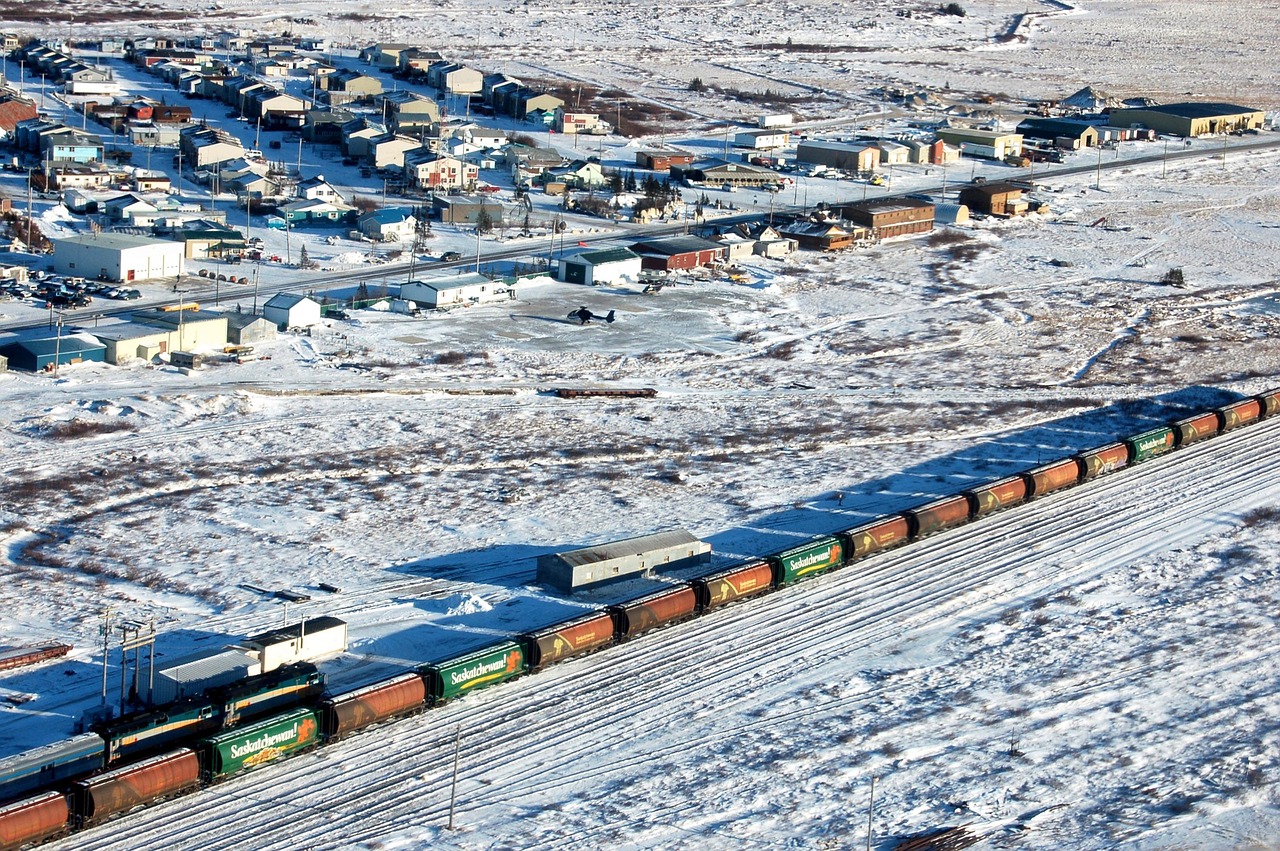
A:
[543,159,606,189]
[734,129,790,149]
[52,233,185,282]
[133,172,172,193]
[398,48,445,76]
[357,208,418,243]
[180,125,244,168]
[795,141,880,173]
[630,236,726,271]
[368,133,421,170]
[670,159,780,188]
[553,109,610,136]
[400,272,511,309]
[751,225,798,258]
[340,117,386,158]
[380,90,441,132]
[303,109,354,145]
[0,96,39,136]
[45,164,112,190]
[777,221,861,252]
[558,248,643,286]
[157,219,246,259]
[426,61,483,95]
[636,148,695,172]
[263,293,322,329]
[280,199,357,226]
[296,175,345,203]
[433,195,503,226]
[714,232,757,262]
[0,334,106,371]
[935,128,1024,160]
[1106,102,1265,137]
[837,198,934,239]
[361,43,418,70]
[959,181,1029,217]
[244,87,307,129]
[323,69,383,105]
[402,149,478,190]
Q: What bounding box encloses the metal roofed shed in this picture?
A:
[537,529,712,593]
[152,648,262,705]
[243,616,348,673]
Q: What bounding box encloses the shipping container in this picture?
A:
[963,476,1029,518]
[199,708,320,780]
[1023,457,1082,497]
[608,586,700,639]
[318,673,426,739]
[840,516,911,560]
[521,612,617,670]
[768,536,844,586]
[208,662,325,728]
[1077,442,1129,480]
[691,561,775,611]
[0,734,103,806]
[903,495,971,538]
[1219,398,1263,431]
[1256,388,1280,418]
[0,792,68,851]
[71,748,198,825]
[1172,412,1221,447]
[421,642,526,704]
[1125,426,1176,463]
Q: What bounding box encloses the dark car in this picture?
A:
[439,251,462,262]
[120,289,142,300]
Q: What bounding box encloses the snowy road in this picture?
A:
[60,414,1280,850]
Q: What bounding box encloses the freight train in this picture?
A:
[1,388,1277,850]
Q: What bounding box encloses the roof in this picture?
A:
[90,321,173,342]
[961,181,1024,197]
[263,293,318,310]
[842,198,934,214]
[54,233,182,250]
[158,648,259,680]
[360,208,415,226]
[574,247,640,266]
[225,312,272,330]
[407,272,494,292]
[632,236,724,256]
[131,308,227,329]
[550,529,704,568]
[244,616,347,648]
[0,333,105,356]
[1016,117,1099,137]
[1122,102,1262,119]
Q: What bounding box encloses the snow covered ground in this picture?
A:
[2,1,1280,847]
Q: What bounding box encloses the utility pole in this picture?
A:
[1094,143,1102,190]
[866,776,876,851]
[99,609,112,710]
[52,311,64,378]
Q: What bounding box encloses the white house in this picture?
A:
[296,174,344,203]
[263,293,322,329]
[400,272,511,309]
[402,149,477,190]
[356,208,418,243]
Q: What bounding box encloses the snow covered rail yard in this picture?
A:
[58,413,1280,850]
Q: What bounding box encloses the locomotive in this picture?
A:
[1,388,1276,850]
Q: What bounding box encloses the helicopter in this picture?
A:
[569,306,616,325]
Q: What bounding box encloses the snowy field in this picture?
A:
[2,0,1280,847]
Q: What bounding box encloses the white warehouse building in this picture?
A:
[52,233,185,284]
[401,273,512,309]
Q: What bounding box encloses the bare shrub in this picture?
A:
[42,419,136,440]
[1241,506,1280,528]
[927,229,973,247]
[766,340,799,360]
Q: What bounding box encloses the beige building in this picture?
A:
[1108,102,1265,137]
[935,128,1023,160]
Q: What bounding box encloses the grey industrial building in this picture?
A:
[537,529,712,593]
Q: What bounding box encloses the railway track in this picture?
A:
[61,413,1280,850]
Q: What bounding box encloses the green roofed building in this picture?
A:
[0,333,106,371]
[557,247,642,287]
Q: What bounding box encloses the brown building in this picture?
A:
[0,96,38,135]
[838,198,934,239]
[958,181,1028,217]
[636,148,695,172]
[777,221,864,252]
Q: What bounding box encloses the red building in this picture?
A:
[635,148,695,172]
[631,236,726,271]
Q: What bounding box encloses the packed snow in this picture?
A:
[2,0,1280,847]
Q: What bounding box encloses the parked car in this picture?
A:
[120,289,141,300]
[439,251,462,262]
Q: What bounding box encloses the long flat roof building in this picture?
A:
[537,529,712,593]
